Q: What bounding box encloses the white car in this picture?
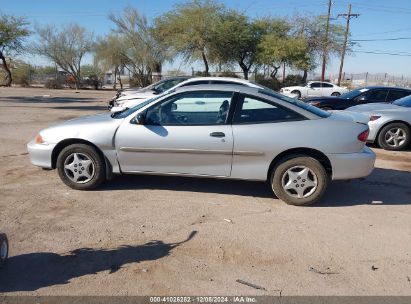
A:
[280,81,348,99]
[112,77,263,111]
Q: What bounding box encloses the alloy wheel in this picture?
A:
[385,127,407,148]
[63,153,95,184]
[281,166,318,199]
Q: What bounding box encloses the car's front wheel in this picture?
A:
[0,233,8,268]
[331,92,341,96]
[57,144,106,190]
[270,156,328,206]
[377,122,410,151]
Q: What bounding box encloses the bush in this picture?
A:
[283,74,304,87]
[218,71,239,78]
[45,79,63,89]
[255,75,281,91]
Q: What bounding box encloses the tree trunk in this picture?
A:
[201,51,209,76]
[239,61,249,80]
[302,69,308,83]
[113,67,117,90]
[270,66,280,79]
[0,51,12,87]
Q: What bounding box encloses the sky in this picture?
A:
[3,0,411,77]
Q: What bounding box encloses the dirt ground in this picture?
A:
[0,87,410,296]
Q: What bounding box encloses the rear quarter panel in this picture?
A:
[231,117,367,180]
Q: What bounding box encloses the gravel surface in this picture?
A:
[0,87,410,296]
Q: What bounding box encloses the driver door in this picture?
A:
[115,91,234,177]
[307,82,323,97]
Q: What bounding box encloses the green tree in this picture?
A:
[110,7,168,87]
[94,35,129,89]
[0,14,30,86]
[154,0,223,76]
[290,14,346,82]
[33,24,94,89]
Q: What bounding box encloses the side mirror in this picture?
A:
[357,96,367,102]
[111,106,126,113]
[134,113,146,125]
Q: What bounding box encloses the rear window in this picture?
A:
[258,89,331,118]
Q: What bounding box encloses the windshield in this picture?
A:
[340,88,369,99]
[393,95,411,107]
[259,89,331,118]
[111,93,170,119]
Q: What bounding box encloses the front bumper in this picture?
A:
[27,140,56,169]
[328,146,376,180]
[367,120,380,142]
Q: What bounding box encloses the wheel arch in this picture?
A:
[51,138,113,179]
[267,147,332,181]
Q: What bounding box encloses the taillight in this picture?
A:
[370,115,381,121]
[357,129,369,142]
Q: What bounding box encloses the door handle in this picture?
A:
[210,132,225,138]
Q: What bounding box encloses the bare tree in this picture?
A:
[33,24,93,89]
[0,14,30,86]
[109,7,168,87]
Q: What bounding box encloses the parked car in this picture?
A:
[280,81,348,99]
[111,77,263,111]
[306,86,411,110]
[347,95,411,151]
[27,85,375,206]
[0,233,8,268]
[109,76,191,109]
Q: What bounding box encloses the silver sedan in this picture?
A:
[27,85,376,206]
[347,95,411,151]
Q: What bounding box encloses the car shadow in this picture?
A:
[0,231,197,292]
[102,168,411,206]
[102,174,274,198]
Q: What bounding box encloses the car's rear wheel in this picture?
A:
[331,92,341,96]
[270,156,328,206]
[378,122,410,151]
[320,106,333,111]
[0,233,8,268]
[291,90,301,99]
[57,144,106,190]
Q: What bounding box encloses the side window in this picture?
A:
[323,83,333,88]
[359,89,389,102]
[310,82,322,88]
[386,90,411,102]
[145,91,233,126]
[210,80,243,86]
[233,95,305,124]
[180,80,210,87]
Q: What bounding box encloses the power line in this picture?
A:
[353,50,411,57]
[351,37,411,42]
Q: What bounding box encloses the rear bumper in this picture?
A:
[328,146,376,180]
[27,140,56,169]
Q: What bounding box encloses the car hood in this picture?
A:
[40,113,123,144]
[117,91,155,102]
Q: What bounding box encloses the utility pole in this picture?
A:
[321,0,332,82]
[337,4,359,86]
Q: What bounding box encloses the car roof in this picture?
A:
[356,86,411,91]
[182,77,252,84]
[172,83,260,94]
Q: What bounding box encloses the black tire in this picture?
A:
[291,90,301,99]
[0,233,8,268]
[377,122,410,151]
[331,92,341,96]
[270,156,328,206]
[320,106,333,111]
[57,144,106,190]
